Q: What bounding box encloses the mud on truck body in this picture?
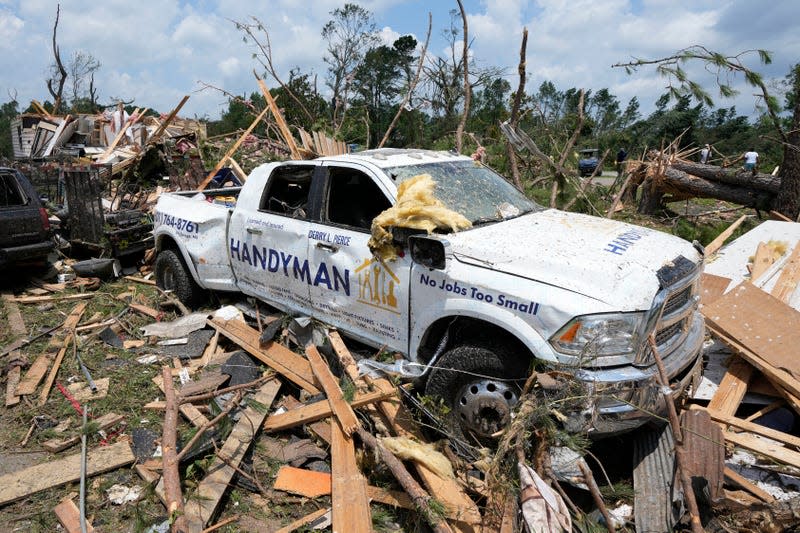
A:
[153,148,704,440]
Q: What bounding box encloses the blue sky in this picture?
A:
[0,0,797,122]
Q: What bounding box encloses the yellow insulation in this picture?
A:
[380,436,455,479]
[368,174,472,261]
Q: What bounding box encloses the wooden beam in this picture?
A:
[37,332,75,406]
[198,107,269,191]
[256,77,301,159]
[723,467,776,503]
[54,498,95,533]
[0,440,135,505]
[227,157,248,183]
[706,408,800,449]
[147,95,189,145]
[41,412,124,453]
[184,379,281,531]
[704,214,748,256]
[706,356,753,416]
[330,420,371,533]
[16,302,87,396]
[152,375,209,427]
[208,318,319,394]
[9,293,93,304]
[306,345,359,436]
[771,242,800,303]
[98,107,144,162]
[263,379,396,432]
[724,430,800,468]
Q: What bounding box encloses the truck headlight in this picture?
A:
[550,312,645,359]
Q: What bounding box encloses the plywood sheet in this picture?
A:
[702,282,800,379]
[700,273,732,307]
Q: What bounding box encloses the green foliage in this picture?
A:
[0,100,19,159]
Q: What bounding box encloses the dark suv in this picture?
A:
[0,167,53,268]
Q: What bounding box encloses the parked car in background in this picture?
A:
[578,148,600,177]
[0,167,53,268]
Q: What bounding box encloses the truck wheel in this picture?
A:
[155,249,205,307]
[424,344,529,442]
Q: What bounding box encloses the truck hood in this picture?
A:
[447,209,701,310]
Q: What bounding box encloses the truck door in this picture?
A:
[228,163,318,315]
[307,163,411,352]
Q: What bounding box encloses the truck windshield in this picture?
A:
[384,160,541,225]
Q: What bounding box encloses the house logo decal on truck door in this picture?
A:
[355,257,400,314]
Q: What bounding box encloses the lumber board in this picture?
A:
[699,273,732,307]
[256,78,300,159]
[2,292,27,335]
[183,379,281,531]
[704,214,748,256]
[38,333,74,406]
[41,412,125,453]
[129,302,161,319]
[724,430,800,468]
[330,419,371,533]
[771,242,800,303]
[281,395,332,445]
[9,293,93,304]
[328,331,360,380]
[0,440,134,505]
[750,241,776,281]
[5,359,21,406]
[706,408,800,449]
[702,283,800,379]
[275,508,330,533]
[123,275,157,286]
[208,318,319,394]
[306,344,359,436]
[147,95,189,145]
[264,379,395,432]
[723,467,776,503]
[54,498,95,533]
[706,356,753,416]
[16,302,87,396]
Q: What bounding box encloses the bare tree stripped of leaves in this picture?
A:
[46,4,67,114]
[322,3,379,131]
[233,17,316,125]
[614,45,800,218]
[454,0,470,153]
[67,51,101,112]
[421,9,502,141]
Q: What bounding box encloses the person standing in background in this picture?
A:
[700,144,711,164]
[615,147,627,178]
[743,148,759,175]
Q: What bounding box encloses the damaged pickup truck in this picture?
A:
[153,149,704,440]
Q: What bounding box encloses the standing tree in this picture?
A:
[614,46,800,218]
[321,3,379,132]
[46,4,67,114]
[67,50,101,112]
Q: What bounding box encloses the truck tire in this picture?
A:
[154,249,205,307]
[424,344,529,442]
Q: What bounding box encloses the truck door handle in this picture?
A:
[316,242,339,253]
[246,227,263,235]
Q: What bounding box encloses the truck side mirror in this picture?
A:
[409,235,447,270]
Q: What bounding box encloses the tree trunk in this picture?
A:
[638,176,665,214]
[455,0,469,154]
[658,167,773,207]
[670,160,780,193]
[505,28,528,190]
[774,64,800,220]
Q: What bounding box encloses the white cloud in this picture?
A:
[218,57,241,77]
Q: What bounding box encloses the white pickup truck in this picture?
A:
[153,149,704,439]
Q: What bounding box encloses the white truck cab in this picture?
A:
[153,149,704,439]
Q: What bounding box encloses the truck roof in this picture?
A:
[317,148,472,169]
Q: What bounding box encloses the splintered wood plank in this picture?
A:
[38,333,75,406]
[723,467,776,503]
[276,508,330,533]
[183,379,281,531]
[306,345,359,436]
[9,293,93,304]
[724,430,800,468]
[208,318,319,394]
[16,302,87,396]
[54,498,95,533]
[702,283,800,379]
[706,408,800,449]
[771,242,800,303]
[705,214,748,256]
[2,292,27,335]
[700,273,732,307]
[5,358,21,406]
[330,420,371,533]
[707,356,753,416]
[129,303,161,320]
[263,379,395,432]
[751,241,777,281]
[41,413,124,453]
[327,331,359,380]
[281,395,332,445]
[0,440,135,505]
